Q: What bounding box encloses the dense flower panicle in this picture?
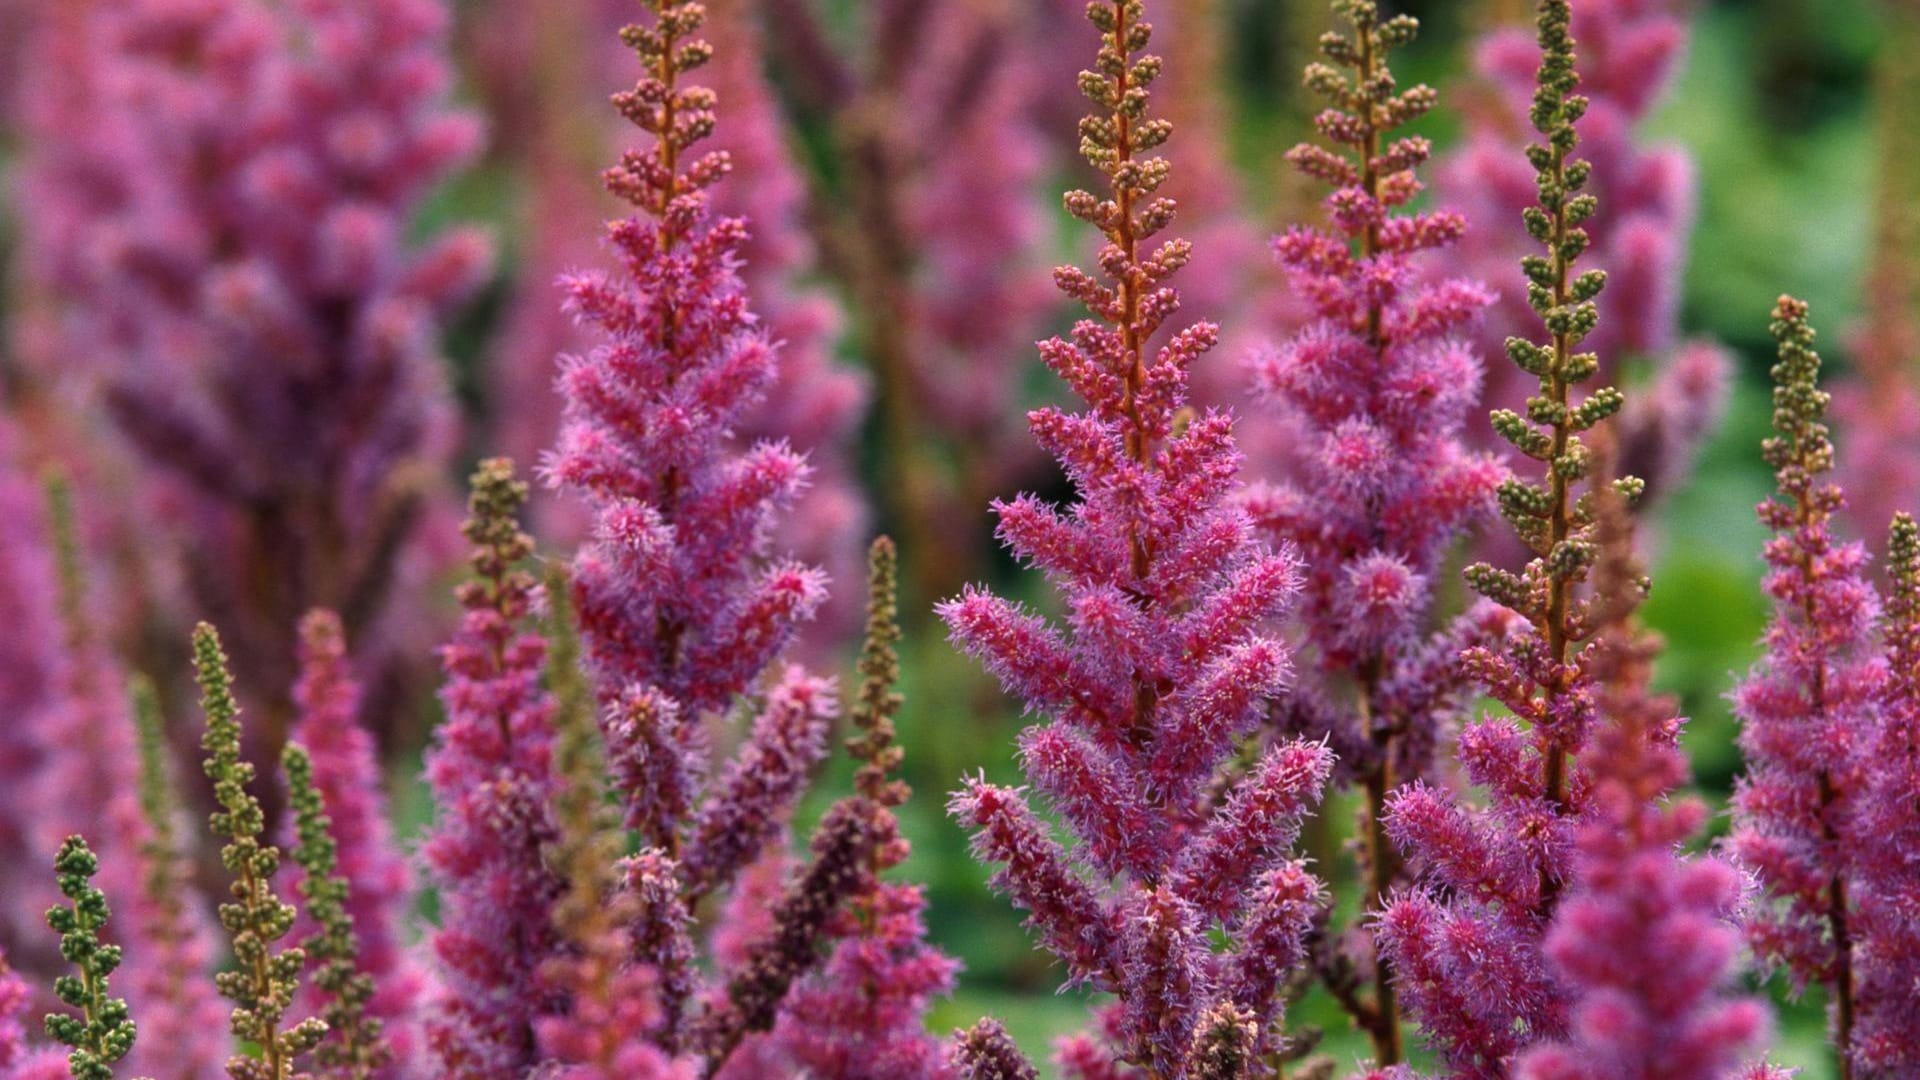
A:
[1381,3,1635,1073]
[547,0,825,723]
[422,461,567,1078]
[741,540,957,1079]
[283,745,390,1079]
[0,432,62,972]
[0,948,27,1070]
[942,3,1331,1074]
[284,611,422,1074]
[14,0,489,734]
[1249,4,1503,1060]
[124,680,230,1080]
[1854,515,1920,1069]
[1515,490,1772,1080]
[42,836,138,1080]
[1440,0,1726,507]
[194,624,330,1080]
[949,1018,1038,1080]
[1726,299,1883,1073]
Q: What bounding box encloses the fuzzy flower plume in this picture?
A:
[1249,2,1502,1061]
[1379,4,1636,1073]
[949,1019,1037,1080]
[942,3,1333,1073]
[1514,487,1772,1080]
[422,460,567,1077]
[1441,0,1727,506]
[284,611,422,1073]
[14,0,490,733]
[1726,298,1884,1075]
[743,539,957,1078]
[1853,514,1920,1070]
[195,623,330,1079]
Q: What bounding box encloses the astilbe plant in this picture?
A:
[1377,2,1636,1073]
[281,611,421,1076]
[1513,484,1773,1080]
[195,624,328,1080]
[421,459,567,1076]
[1854,514,1920,1070]
[942,3,1334,1074]
[1726,297,1898,1079]
[1247,0,1505,1062]
[42,837,137,1080]
[282,745,388,1079]
[14,0,490,737]
[1440,0,1728,507]
[746,539,957,1078]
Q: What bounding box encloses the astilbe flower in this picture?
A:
[1513,485,1772,1080]
[124,680,230,1080]
[1378,4,1637,1073]
[942,4,1334,1073]
[1246,1,1504,1062]
[283,745,389,1079]
[421,460,567,1077]
[1853,514,1920,1070]
[1832,4,1920,554]
[282,611,422,1076]
[949,1019,1037,1080]
[759,0,1055,598]
[13,0,490,737]
[1727,298,1887,1077]
[195,624,329,1080]
[42,837,139,1080]
[1440,0,1728,507]
[534,569,697,1080]
[744,539,957,1079]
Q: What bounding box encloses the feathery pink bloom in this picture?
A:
[1726,299,1883,1072]
[0,948,26,1070]
[284,610,425,1075]
[943,4,1330,1073]
[422,462,568,1078]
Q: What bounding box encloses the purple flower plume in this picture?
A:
[942,3,1331,1073]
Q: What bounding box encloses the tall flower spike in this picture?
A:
[534,566,695,1080]
[1380,2,1633,1073]
[942,2,1332,1073]
[1854,513,1920,1070]
[1441,0,1727,509]
[284,611,421,1076]
[749,537,957,1078]
[196,624,328,1080]
[421,459,567,1077]
[282,744,387,1080]
[1250,0,1503,1062]
[42,836,137,1080]
[126,678,229,1080]
[549,0,825,719]
[1514,483,1773,1080]
[1727,298,1884,1080]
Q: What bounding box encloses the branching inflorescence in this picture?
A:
[196,624,328,1080]
[1378,2,1636,1073]
[42,837,137,1080]
[1251,0,1504,1062]
[1727,298,1903,1079]
[943,2,1332,1075]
